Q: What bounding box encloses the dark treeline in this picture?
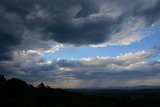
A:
[0,74,160,107]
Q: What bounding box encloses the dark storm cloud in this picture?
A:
[26,0,160,45]
[0,52,12,60]
[0,6,25,60]
[0,0,34,16]
[31,0,122,45]
[0,62,14,76]
[75,0,100,18]
[0,0,34,56]
[135,0,160,25]
[0,0,160,61]
[44,19,118,45]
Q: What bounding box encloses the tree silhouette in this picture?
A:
[8,78,29,89]
[0,74,6,81]
[37,82,46,88]
[0,74,160,107]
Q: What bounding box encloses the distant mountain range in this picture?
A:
[68,85,160,93]
[106,85,160,90]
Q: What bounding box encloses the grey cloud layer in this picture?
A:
[0,48,160,88]
[0,0,160,60]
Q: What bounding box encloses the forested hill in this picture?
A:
[0,74,160,107]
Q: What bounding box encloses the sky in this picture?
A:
[0,0,160,88]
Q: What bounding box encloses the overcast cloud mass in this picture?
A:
[0,0,160,88]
